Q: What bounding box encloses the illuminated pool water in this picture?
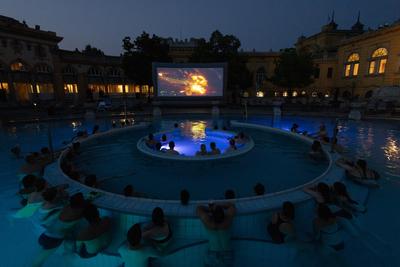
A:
[72,119,328,200]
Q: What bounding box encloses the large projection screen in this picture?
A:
[153,63,226,98]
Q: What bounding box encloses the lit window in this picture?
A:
[10,62,26,71]
[379,59,387,74]
[344,53,360,77]
[64,84,78,94]
[135,85,141,93]
[256,91,264,98]
[345,65,351,77]
[301,91,306,95]
[283,91,288,97]
[36,83,54,94]
[292,91,298,97]
[369,48,388,75]
[353,63,359,76]
[0,82,8,92]
[369,61,376,74]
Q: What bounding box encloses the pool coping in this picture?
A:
[45,120,343,217]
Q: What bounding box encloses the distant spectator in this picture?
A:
[180,190,190,205]
[254,183,265,196]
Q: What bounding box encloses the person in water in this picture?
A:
[155,142,163,152]
[336,158,380,181]
[225,139,237,153]
[196,144,208,156]
[313,204,344,253]
[267,201,295,243]
[254,183,265,196]
[32,193,87,267]
[180,190,190,205]
[309,140,325,160]
[290,123,300,133]
[208,142,221,155]
[118,223,159,267]
[161,134,167,143]
[75,204,112,258]
[165,141,179,155]
[197,202,236,267]
[142,207,173,251]
[146,133,157,148]
[303,182,333,204]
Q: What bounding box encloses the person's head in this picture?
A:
[282,201,295,220]
[225,189,236,199]
[333,182,348,197]
[34,178,47,192]
[84,174,97,187]
[317,204,335,221]
[254,183,265,196]
[70,192,85,209]
[124,185,134,197]
[148,133,154,140]
[127,223,142,247]
[180,189,190,205]
[42,188,58,203]
[25,154,36,164]
[210,142,216,150]
[174,123,179,128]
[155,142,162,151]
[316,182,330,201]
[211,205,225,224]
[229,139,236,147]
[83,204,100,225]
[92,125,99,133]
[311,140,322,151]
[40,147,50,155]
[162,134,167,141]
[22,174,37,189]
[169,141,175,150]
[152,207,165,227]
[200,144,207,152]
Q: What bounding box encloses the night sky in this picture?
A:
[2,0,399,55]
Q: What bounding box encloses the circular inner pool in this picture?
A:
[71,118,329,200]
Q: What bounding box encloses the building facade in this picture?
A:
[0,14,400,106]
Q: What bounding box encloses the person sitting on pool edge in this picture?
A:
[75,204,112,258]
[196,144,208,156]
[142,207,173,251]
[208,142,221,155]
[225,139,237,153]
[267,201,295,243]
[165,141,179,155]
[118,223,160,267]
[197,202,236,267]
[336,158,380,183]
[146,133,157,149]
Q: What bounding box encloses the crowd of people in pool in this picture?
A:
[10,120,382,267]
[144,123,249,157]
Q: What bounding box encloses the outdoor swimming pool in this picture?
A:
[1,114,399,266]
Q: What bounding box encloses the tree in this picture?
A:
[270,48,315,95]
[189,31,252,94]
[121,32,171,85]
[82,44,104,56]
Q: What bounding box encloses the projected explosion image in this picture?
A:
[157,67,223,97]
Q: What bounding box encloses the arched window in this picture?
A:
[62,65,77,75]
[35,64,52,73]
[344,53,360,77]
[10,61,27,71]
[88,67,102,76]
[369,48,388,75]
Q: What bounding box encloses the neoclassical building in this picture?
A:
[0,14,399,106]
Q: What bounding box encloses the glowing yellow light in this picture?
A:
[256,91,264,98]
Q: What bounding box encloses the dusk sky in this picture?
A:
[2,0,399,55]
